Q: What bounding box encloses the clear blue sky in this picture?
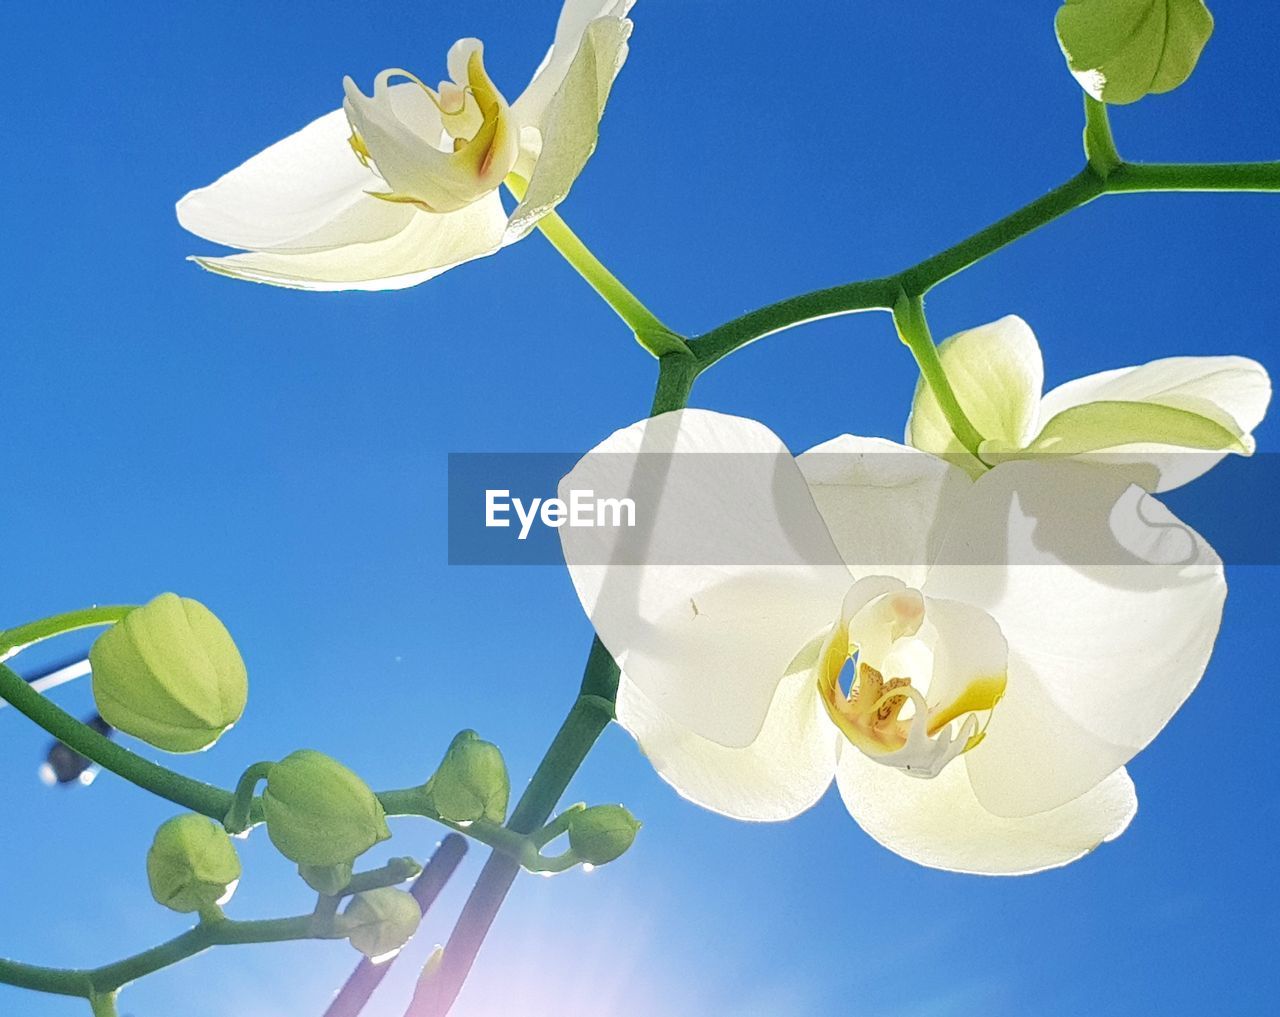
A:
[2,2,1277,1015]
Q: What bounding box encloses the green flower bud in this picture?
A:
[423,730,509,825]
[298,861,353,896]
[90,593,247,753]
[567,805,641,866]
[146,813,241,914]
[341,888,421,962]
[262,750,390,867]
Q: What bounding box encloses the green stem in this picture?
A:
[1083,96,1122,177]
[89,991,119,1017]
[0,959,91,998]
[0,663,234,818]
[376,788,540,865]
[405,640,619,1017]
[891,292,984,456]
[531,803,585,850]
[506,177,688,358]
[342,858,422,895]
[690,277,897,370]
[224,761,274,832]
[535,210,690,357]
[0,605,135,658]
[691,158,1280,370]
[1106,160,1280,192]
[650,351,701,414]
[896,168,1108,296]
[90,916,337,992]
[0,914,339,1000]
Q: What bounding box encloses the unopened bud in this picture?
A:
[423,730,509,825]
[567,805,641,866]
[342,888,421,962]
[90,594,247,753]
[146,814,241,914]
[262,750,390,867]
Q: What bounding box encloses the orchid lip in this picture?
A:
[816,584,1007,779]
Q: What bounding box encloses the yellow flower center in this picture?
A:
[342,43,520,214]
[816,586,1007,779]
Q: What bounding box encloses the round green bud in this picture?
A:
[298,861,353,896]
[567,805,641,866]
[341,888,421,962]
[262,750,391,867]
[146,813,241,914]
[90,593,247,754]
[423,730,509,825]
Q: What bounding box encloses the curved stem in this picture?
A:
[533,210,690,358]
[323,835,468,1017]
[690,157,1280,370]
[506,176,688,358]
[1,914,339,1000]
[89,991,119,1017]
[0,605,135,659]
[401,354,699,1017]
[224,762,274,832]
[0,959,91,998]
[376,788,541,866]
[406,640,619,1017]
[891,292,984,456]
[0,663,235,818]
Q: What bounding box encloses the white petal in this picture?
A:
[797,435,972,588]
[507,16,633,238]
[835,747,1137,875]
[924,460,1224,817]
[905,316,1045,474]
[616,647,838,822]
[559,410,851,748]
[1036,356,1272,491]
[512,0,636,131]
[177,105,417,252]
[190,191,509,291]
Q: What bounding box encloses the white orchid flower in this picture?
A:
[176,0,635,291]
[907,315,1270,491]
[559,409,1231,874]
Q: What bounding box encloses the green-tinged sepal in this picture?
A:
[341,888,422,962]
[1025,400,1251,456]
[567,805,641,866]
[90,593,247,753]
[146,814,241,914]
[422,730,510,825]
[262,750,391,867]
[1055,0,1214,105]
[299,861,354,896]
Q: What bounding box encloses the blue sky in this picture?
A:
[1,1,1277,1015]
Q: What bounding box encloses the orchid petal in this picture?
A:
[190,190,508,291]
[836,747,1137,875]
[797,435,972,588]
[177,106,415,252]
[1034,355,1271,491]
[508,16,633,238]
[615,645,838,822]
[512,0,636,131]
[924,459,1224,817]
[559,410,850,748]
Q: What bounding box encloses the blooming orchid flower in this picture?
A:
[176,1,635,290]
[559,409,1234,874]
[908,315,1270,491]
